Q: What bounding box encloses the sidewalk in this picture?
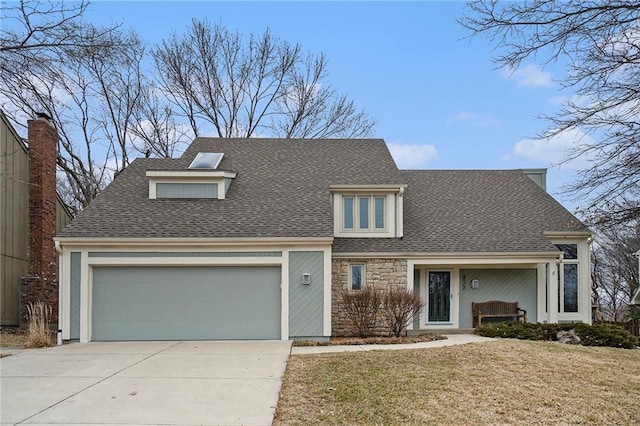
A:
[291,334,496,354]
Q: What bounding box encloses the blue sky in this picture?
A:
[82,1,588,211]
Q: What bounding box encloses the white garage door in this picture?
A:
[91,266,281,341]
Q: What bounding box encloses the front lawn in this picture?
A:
[274,339,640,425]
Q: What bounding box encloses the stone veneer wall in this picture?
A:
[332,258,407,336]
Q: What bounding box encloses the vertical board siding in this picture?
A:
[70,252,81,339]
[289,251,324,338]
[459,269,537,328]
[1,113,29,325]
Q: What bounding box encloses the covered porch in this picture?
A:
[407,248,591,331]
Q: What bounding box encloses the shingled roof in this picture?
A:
[58,137,589,254]
[333,170,589,254]
[58,138,402,239]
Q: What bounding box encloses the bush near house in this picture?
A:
[382,287,424,338]
[340,286,382,338]
[341,286,425,338]
[475,321,639,349]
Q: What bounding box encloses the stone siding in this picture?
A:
[332,258,407,336]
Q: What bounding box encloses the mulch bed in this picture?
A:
[294,333,445,346]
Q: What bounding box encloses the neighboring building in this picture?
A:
[54,138,592,342]
[0,111,72,325]
[632,250,640,305]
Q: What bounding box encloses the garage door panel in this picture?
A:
[92,266,280,341]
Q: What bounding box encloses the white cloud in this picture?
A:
[502,64,554,88]
[447,111,498,127]
[387,142,438,169]
[508,127,595,168]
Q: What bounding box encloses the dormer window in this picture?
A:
[343,195,386,231]
[147,153,236,199]
[331,184,406,238]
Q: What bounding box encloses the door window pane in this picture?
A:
[359,197,369,229]
[563,263,578,312]
[343,197,354,229]
[374,197,385,229]
[428,272,450,322]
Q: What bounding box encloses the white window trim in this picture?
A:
[334,193,399,238]
[549,238,591,323]
[343,195,387,232]
[348,263,366,291]
[147,170,236,200]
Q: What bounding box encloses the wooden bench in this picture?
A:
[472,301,527,327]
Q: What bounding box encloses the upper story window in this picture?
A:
[343,195,386,231]
[331,184,406,238]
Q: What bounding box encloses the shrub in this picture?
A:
[341,286,382,338]
[25,301,54,348]
[572,323,638,349]
[474,321,639,349]
[474,321,542,340]
[382,287,425,337]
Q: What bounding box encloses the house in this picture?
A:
[54,138,592,342]
[0,111,72,325]
[632,250,640,305]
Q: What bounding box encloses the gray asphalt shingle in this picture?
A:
[58,138,589,254]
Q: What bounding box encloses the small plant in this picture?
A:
[382,287,425,337]
[25,301,54,348]
[340,285,382,338]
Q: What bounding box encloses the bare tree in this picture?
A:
[592,221,640,321]
[1,0,144,211]
[2,5,374,211]
[153,20,375,139]
[461,1,640,225]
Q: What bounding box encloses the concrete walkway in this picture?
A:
[291,334,496,354]
[1,340,291,426]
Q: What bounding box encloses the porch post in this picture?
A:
[548,261,559,324]
[406,260,414,331]
[536,263,547,323]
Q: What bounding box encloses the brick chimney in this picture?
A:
[20,113,59,324]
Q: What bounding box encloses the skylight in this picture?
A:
[189,152,224,169]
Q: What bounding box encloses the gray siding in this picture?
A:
[56,197,72,233]
[1,112,29,325]
[156,182,218,198]
[1,113,72,325]
[459,269,537,328]
[288,251,324,338]
[70,253,81,339]
[92,266,281,340]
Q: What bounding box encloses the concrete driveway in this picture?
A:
[1,340,292,425]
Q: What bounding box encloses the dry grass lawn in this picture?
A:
[274,339,640,425]
[0,327,27,348]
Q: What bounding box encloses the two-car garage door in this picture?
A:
[91,266,281,341]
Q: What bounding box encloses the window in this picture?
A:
[556,244,579,313]
[349,264,365,290]
[156,183,218,199]
[343,195,385,231]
